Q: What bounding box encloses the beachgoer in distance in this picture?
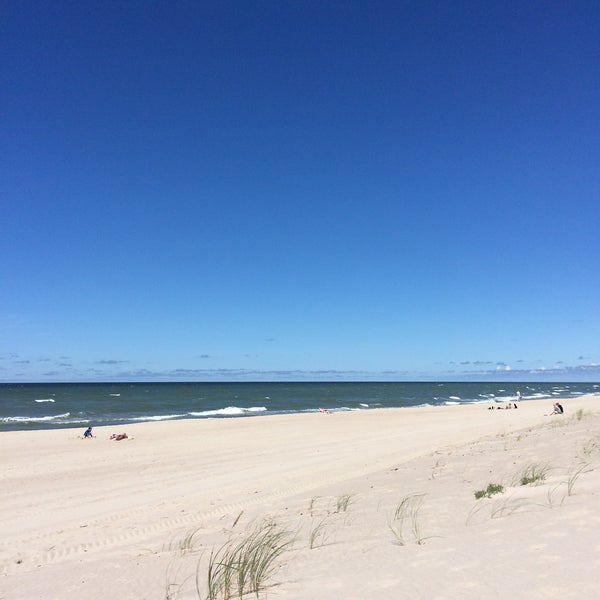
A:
[517,390,522,401]
[110,433,128,441]
[546,402,564,416]
[83,426,93,438]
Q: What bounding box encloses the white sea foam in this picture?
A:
[2,412,71,423]
[35,398,55,403]
[359,403,369,407]
[188,406,267,417]
[109,393,121,397]
[449,396,461,400]
[131,414,186,421]
[444,401,460,405]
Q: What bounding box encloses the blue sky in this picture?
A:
[2,1,599,382]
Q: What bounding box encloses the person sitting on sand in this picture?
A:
[83,426,93,438]
[109,433,128,441]
[551,402,564,415]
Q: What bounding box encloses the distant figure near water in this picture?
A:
[110,433,128,441]
[488,403,518,410]
[517,390,522,402]
[83,427,93,438]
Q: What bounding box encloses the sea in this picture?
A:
[1,381,598,432]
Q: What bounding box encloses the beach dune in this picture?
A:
[2,395,600,599]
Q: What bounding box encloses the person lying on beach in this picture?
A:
[110,433,128,441]
[83,427,93,438]
[318,407,332,414]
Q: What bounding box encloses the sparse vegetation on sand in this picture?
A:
[388,494,427,545]
[161,406,600,598]
[308,516,330,549]
[566,463,590,496]
[474,483,504,499]
[335,493,354,513]
[201,520,294,600]
[519,464,549,486]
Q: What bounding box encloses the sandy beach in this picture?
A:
[2,395,600,599]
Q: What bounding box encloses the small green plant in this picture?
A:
[520,465,548,486]
[575,408,585,421]
[474,483,504,499]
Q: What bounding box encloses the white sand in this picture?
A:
[2,395,600,599]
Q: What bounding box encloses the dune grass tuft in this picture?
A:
[567,463,590,496]
[519,464,549,486]
[388,493,427,545]
[201,520,294,600]
[308,516,330,549]
[474,483,504,499]
[335,494,353,513]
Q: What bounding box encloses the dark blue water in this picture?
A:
[1,381,598,431]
